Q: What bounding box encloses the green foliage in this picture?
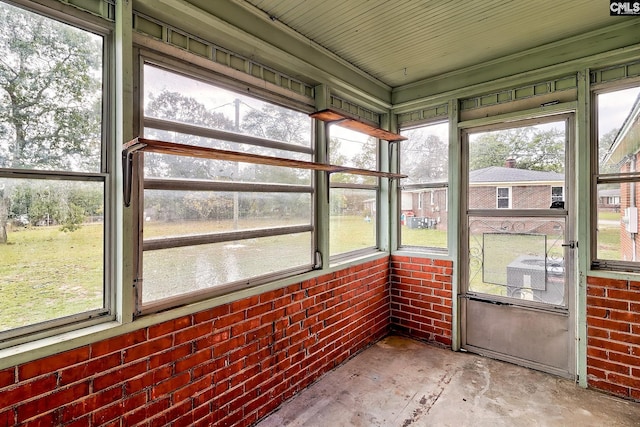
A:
[401,131,448,184]
[598,128,620,174]
[0,2,102,170]
[469,127,565,172]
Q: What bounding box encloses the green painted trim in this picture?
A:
[315,85,330,268]
[397,102,449,127]
[132,11,315,102]
[576,70,591,388]
[116,0,135,324]
[392,19,640,106]
[448,99,461,351]
[133,0,391,105]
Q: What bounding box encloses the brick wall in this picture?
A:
[0,258,389,426]
[389,255,453,346]
[586,276,640,400]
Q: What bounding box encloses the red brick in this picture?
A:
[123,335,172,363]
[587,276,628,289]
[18,346,90,381]
[124,365,172,395]
[194,304,229,323]
[61,386,123,423]
[149,343,192,369]
[151,372,191,399]
[121,397,170,426]
[0,368,14,389]
[17,382,89,422]
[608,288,640,302]
[91,329,147,357]
[587,357,630,375]
[173,375,212,404]
[231,296,259,313]
[91,391,146,426]
[148,316,192,339]
[0,374,57,408]
[20,411,55,427]
[146,398,192,426]
[216,311,245,329]
[610,331,640,345]
[93,359,147,392]
[587,317,631,332]
[0,409,14,426]
[59,352,122,386]
[588,337,630,354]
[607,373,640,389]
[587,326,610,339]
[174,322,213,345]
[608,352,640,366]
[174,348,212,374]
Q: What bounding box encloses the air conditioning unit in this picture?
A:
[624,207,638,233]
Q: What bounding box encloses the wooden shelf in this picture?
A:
[310,108,407,142]
[122,137,406,206]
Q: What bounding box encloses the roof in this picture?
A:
[606,93,640,166]
[469,166,564,184]
[598,188,620,197]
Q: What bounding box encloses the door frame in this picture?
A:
[458,107,577,378]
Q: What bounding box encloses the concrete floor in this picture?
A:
[256,335,640,427]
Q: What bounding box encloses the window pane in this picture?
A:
[400,122,448,250]
[400,123,448,185]
[597,183,622,260]
[468,216,566,306]
[144,151,312,184]
[0,178,104,332]
[329,125,377,185]
[597,87,640,174]
[144,65,312,149]
[0,2,103,172]
[330,188,376,256]
[468,122,565,210]
[595,86,640,264]
[143,190,311,239]
[142,233,312,303]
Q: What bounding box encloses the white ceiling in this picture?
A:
[238,0,628,88]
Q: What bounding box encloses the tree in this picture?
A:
[401,131,448,184]
[469,127,565,172]
[598,128,620,174]
[144,90,237,180]
[0,2,102,170]
[0,3,102,242]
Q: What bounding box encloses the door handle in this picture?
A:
[561,240,577,249]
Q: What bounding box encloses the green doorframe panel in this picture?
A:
[576,70,591,388]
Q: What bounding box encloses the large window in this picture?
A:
[328,125,378,258]
[399,121,448,251]
[594,84,640,269]
[139,64,313,311]
[0,2,107,340]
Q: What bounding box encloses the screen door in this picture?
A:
[461,114,575,378]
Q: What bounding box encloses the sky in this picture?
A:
[598,86,640,138]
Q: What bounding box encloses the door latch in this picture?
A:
[561,240,577,249]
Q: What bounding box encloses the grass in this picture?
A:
[0,224,103,332]
[401,226,447,249]
[0,213,626,330]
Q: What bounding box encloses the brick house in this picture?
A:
[402,163,564,231]
[605,94,640,261]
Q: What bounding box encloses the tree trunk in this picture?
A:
[0,196,7,244]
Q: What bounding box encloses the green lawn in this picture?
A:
[0,224,103,332]
[401,226,447,248]
[0,214,625,331]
